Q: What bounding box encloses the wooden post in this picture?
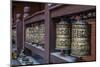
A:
[22,6,30,52]
[44,4,56,63]
[16,13,23,56]
[44,4,50,63]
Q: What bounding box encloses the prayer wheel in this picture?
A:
[33,23,40,44]
[56,18,71,55]
[71,16,90,57]
[39,23,45,48]
[30,27,34,43]
[25,27,30,42]
[12,29,16,44]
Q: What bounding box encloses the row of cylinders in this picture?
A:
[56,16,90,57]
[25,23,45,47]
[25,16,90,57]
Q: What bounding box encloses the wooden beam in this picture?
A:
[51,5,96,18]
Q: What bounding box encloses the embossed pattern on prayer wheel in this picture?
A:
[26,27,34,43]
[56,18,71,50]
[39,23,45,45]
[12,29,16,42]
[26,27,30,42]
[71,16,90,57]
[33,24,40,44]
[30,27,34,43]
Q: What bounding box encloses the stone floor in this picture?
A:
[11,44,20,66]
[11,59,20,66]
[11,44,41,66]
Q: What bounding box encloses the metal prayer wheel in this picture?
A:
[38,23,45,47]
[33,24,40,44]
[28,27,32,43]
[26,27,33,43]
[30,27,34,43]
[26,27,30,42]
[12,30,16,40]
[71,16,90,57]
[56,18,71,55]
[25,27,30,42]
[12,29,16,44]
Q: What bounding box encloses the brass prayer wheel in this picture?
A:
[12,29,16,40]
[26,27,30,42]
[12,29,16,44]
[71,16,90,57]
[56,18,71,53]
[39,23,45,46]
[30,27,34,43]
[33,24,40,44]
[29,27,33,43]
[32,23,45,47]
[26,27,34,43]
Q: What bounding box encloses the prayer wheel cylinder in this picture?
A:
[26,27,30,42]
[56,18,71,55]
[71,16,90,57]
[39,23,45,47]
[30,27,34,43]
[12,29,16,44]
[33,24,40,44]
